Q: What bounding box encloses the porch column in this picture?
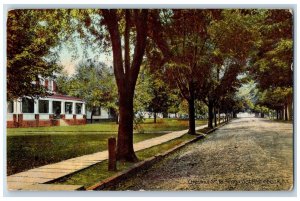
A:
[61,101,65,114]
[16,98,22,114]
[82,103,86,114]
[13,100,18,114]
[34,99,39,114]
[49,100,53,114]
[72,102,76,114]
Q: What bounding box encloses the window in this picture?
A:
[94,107,101,116]
[65,102,73,114]
[22,98,34,113]
[39,100,49,113]
[7,101,14,113]
[76,103,82,114]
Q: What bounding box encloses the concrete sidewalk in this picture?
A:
[7,125,206,191]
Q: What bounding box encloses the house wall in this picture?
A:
[86,107,111,120]
[141,112,163,119]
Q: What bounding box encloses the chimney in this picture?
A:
[45,79,49,89]
[53,81,57,92]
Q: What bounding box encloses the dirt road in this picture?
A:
[106,118,293,191]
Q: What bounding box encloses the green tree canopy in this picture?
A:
[7,10,69,99]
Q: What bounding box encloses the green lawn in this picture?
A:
[7,132,165,175]
[7,118,207,175]
[7,118,206,135]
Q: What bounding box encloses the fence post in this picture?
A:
[108,137,117,171]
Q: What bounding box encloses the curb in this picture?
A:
[87,120,229,191]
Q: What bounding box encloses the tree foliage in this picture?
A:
[7,10,66,99]
[56,60,117,117]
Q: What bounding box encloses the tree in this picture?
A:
[255,87,292,120]
[56,60,118,123]
[7,10,65,100]
[250,10,293,120]
[56,9,165,161]
[145,65,176,122]
[167,91,182,118]
[101,10,149,161]
[147,10,214,134]
[198,9,262,128]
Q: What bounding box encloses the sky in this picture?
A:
[58,39,113,76]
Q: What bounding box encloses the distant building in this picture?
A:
[86,107,116,123]
[7,77,86,128]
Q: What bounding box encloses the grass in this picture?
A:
[51,134,198,189]
[7,118,207,135]
[7,133,165,175]
[7,118,207,175]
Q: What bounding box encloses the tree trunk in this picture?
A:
[103,9,148,162]
[115,113,119,124]
[218,108,220,124]
[260,108,264,118]
[284,103,288,121]
[288,102,292,121]
[116,92,138,162]
[154,112,157,123]
[208,101,214,129]
[188,98,196,135]
[188,82,196,135]
[91,109,94,124]
[214,106,217,127]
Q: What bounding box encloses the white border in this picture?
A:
[1,1,299,201]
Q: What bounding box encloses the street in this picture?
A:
[106,117,293,191]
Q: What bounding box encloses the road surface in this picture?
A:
[106,117,293,191]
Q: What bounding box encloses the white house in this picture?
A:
[7,77,86,128]
[86,107,115,122]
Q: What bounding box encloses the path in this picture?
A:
[7,125,206,191]
[106,118,293,191]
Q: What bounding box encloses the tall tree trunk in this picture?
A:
[214,106,217,127]
[284,103,288,121]
[102,9,148,162]
[154,112,157,123]
[116,91,137,162]
[115,113,119,124]
[288,102,292,121]
[188,98,196,135]
[208,101,214,129]
[91,108,94,124]
[188,82,195,135]
[260,108,264,118]
[276,109,279,120]
[218,108,220,124]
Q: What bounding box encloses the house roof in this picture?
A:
[48,94,84,102]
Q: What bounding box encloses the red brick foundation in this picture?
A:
[63,118,86,126]
[7,119,61,128]
[7,121,16,128]
[7,113,85,128]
